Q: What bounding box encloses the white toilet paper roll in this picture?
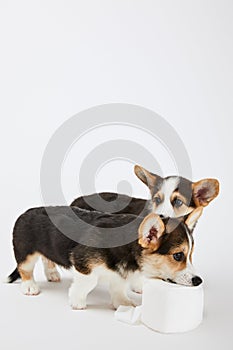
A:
[141,279,204,333]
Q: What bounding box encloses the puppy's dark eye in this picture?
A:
[173,252,185,262]
[154,196,162,205]
[173,198,183,208]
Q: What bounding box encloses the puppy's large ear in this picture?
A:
[138,213,165,251]
[134,165,162,191]
[185,207,203,231]
[192,179,219,207]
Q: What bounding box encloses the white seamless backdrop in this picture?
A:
[0,1,232,350]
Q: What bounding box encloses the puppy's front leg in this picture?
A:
[69,268,98,310]
[129,271,144,294]
[109,274,134,309]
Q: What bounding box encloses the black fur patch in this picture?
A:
[174,177,195,207]
[11,207,144,276]
[156,219,189,255]
[71,192,150,217]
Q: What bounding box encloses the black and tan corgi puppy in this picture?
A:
[71,165,219,219]
[7,206,203,310]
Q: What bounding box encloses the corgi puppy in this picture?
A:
[71,165,219,219]
[7,206,203,310]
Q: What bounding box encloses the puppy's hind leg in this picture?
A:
[18,253,40,295]
[42,256,61,282]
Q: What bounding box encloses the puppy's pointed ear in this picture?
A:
[134,165,162,191]
[185,207,203,231]
[192,178,219,207]
[138,213,165,251]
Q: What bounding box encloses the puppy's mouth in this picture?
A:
[166,278,177,284]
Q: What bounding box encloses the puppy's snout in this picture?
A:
[192,276,203,286]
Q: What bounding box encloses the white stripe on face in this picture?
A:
[156,177,180,218]
[186,228,194,268]
[174,227,195,286]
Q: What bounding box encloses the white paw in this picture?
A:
[21,281,40,296]
[68,286,87,310]
[46,270,61,282]
[71,304,87,310]
[69,298,87,310]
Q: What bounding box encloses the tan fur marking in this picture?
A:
[18,269,33,281]
[141,241,189,278]
[171,192,188,205]
[174,204,194,217]
[153,192,164,202]
[88,259,104,271]
[71,253,104,275]
[42,257,56,269]
[152,190,194,217]
[18,253,39,281]
[170,191,194,217]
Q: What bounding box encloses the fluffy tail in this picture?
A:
[6,267,20,283]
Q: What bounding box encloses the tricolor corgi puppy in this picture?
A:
[7,206,203,310]
[71,165,219,219]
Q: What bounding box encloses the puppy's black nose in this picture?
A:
[192,276,203,286]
